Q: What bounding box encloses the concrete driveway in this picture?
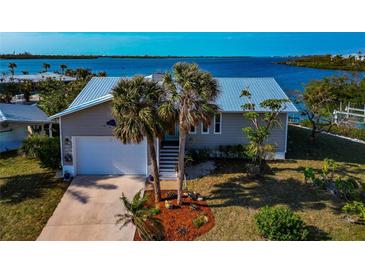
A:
[37,175,145,241]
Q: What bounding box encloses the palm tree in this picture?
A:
[115,189,163,240]
[161,63,220,204]
[42,63,51,72]
[8,63,17,76]
[112,76,166,204]
[60,64,67,74]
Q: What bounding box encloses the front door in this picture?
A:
[164,124,179,141]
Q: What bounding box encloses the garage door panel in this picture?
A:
[75,137,146,175]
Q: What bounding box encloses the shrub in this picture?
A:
[218,144,248,158]
[300,120,365,142]
[20,134,61,170]
[255,206,309,240]
[342,201,365,222]
[303,167,315,183]
[192,214,209,228]
[116,190,164,240]
[186,148,211,166]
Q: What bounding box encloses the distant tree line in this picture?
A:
[279,54,365,72]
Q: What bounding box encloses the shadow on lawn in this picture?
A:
[205,175,334,212]
[287,126,365,165]
[0,172,63,204]
[204,175,335,240]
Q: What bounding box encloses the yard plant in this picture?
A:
[255,206,309,241]
[240,89,289,175]
[342,201,365,223]
[115,190,163,241]
[21,134,61,170]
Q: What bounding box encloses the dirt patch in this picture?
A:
[134,190,215,241]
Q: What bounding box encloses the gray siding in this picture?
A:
[60,102,288,166]
[61,102,114,165]
[186,113,287,152]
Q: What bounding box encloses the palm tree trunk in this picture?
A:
[147,135,161,205]
[177,127,187,205]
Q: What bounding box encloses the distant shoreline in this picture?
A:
[277,55,365,72]
[0,54,286,60]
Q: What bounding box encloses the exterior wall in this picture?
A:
[0,123,28,152]
[60,102,114,169]
[186,112,288,153]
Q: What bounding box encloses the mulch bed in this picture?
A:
[134,190,215,241]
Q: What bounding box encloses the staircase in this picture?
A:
[159,143,178,180]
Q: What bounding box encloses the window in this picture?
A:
[189,125,196,134]
[214,113,222,134]
[201,122,209,134]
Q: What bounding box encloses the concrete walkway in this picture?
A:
[38,175,145,241]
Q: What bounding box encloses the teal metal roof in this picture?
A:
[0,103,49,123]
[216,78,297,112]
[50,76,297,119]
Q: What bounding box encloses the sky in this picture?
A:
[0,32,365,56]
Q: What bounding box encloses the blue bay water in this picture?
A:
[0,57,358,93]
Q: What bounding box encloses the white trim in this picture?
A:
[214,113,222,134]
[71,136,77,176]
[284,113,288,153]
[189,125,196,134]
[59,117,64,175]
[201,122,209,134]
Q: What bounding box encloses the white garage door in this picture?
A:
[74,136,147,175]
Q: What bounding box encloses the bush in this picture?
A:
[186,148,211,166]
[192,214,209,228]
[218,144,248,158]
[255,206,309,240]
[20,134,61,170]
[300,120,365,141]
[342,201,365,222]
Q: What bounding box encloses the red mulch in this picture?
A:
[134,190,215,241]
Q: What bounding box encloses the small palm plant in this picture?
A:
[42,63,51,72]
[115,189,163,241]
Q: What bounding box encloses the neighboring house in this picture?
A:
[0,72,76,104]
[50,76,297,179]
[0,103,49,152]
[0,72,76,84]
[341,53,365,61]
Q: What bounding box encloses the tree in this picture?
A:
[97,71,107,77]
[161,63,220,204]
[60,64,67,74]
[75,68,92,79]
[37,78,88,115]
[20,79,33,102]
[8,63,17,76]
[42,63,51,72]
[300,77,349,142]
[21,70,29,75]
[112,76,166,204]
[241,89,289,175]
[37,79,67,115]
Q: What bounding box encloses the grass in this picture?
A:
[0,151,69,240]
[189,126,365,240]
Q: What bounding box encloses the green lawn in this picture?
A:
[189,126,365,240]
[0,151,69,240]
